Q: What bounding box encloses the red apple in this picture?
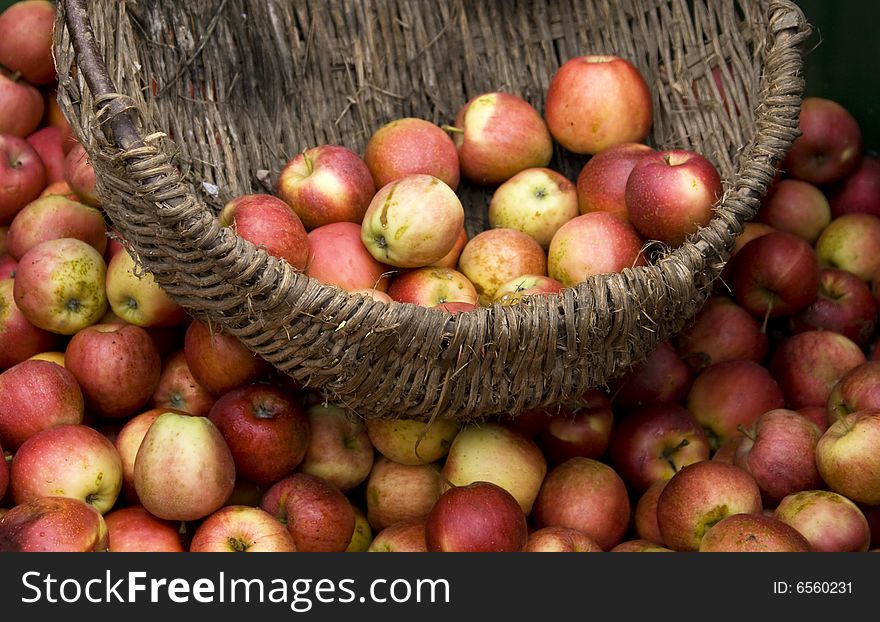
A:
[39,179,78,200]
[536,395,614,465]
[0,278,58,370]
[828,155,880,218]
[611,341,693,412]
[365,416,459,466]
[790,268,877,347]
[544,55,652,155]
[774,490,870,553]
[609,539,673,553]
[0,68,44,138]
[189,505,297,552]
[756,179,831,244]
[7,194,108,260]
[63,142,100,207]
[0,253,14,279]
[365,456,442,531]
[219,193,310,269]
[0,496,108,552]
[150,349,216,417]
[828,361,880,424]
[363,118,460,190]
[674,296,768,370]
[104,506,184,553]
[0,440,7,501]
[386,267,478,308]
[298,403,374,492]
[815,409,880,505]
[814,213,880,282]
[576,142,655,221]
[43,88,76,153]
[634,479,667,545]
[306,221,391,292]
[0,134,46,224]
[523,526,603,552]
[183,319,271,396]
[699,513,811,552]
[367,518,427,553]
[0,1,56,85]
[782,97,862,185]
[26,126,66,183]
[493,274,564,306]
[458,227,547,305]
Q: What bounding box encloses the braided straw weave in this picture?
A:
[53,0,810,421]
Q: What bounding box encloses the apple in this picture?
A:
[536,395,614,465]
[361,174,464,269]
[260,472,356,553]
[488,168,579,249]
[674,296,768,370]
[634,479,667,545]
[367,518,427,553]
[0,358,84,450]
[0,496,108,552]
[28,350,66,366]
[183,319,271,396]
[365,416,458,466]
[828,361,880,423]
[611,341,693,412]
[0,67,44,138]
[0,440,7,501]
[134,412,236,521]
[0,134,46,224]
[150,349,216,417]
[782,97,862,185]
[10,423,123,514]
[0,253,14,278]
[756,179,831,244]
[363,118,460,190]
[815,409,880,505]
[769,330,866,409]
[798,406,830,433]
[774,490,871,553]
[0,1,56,85]
[828,155,880,218]
[544,55,652,155]
[441,421,546,515]
[814,213,880,282]
[698,513,811,552]
[493,274,564,306]
[105,249,189,327]
[609,540,673,553]
[297,403,374,492]
[39,179,78,200]
[189,505,297,553]
[609,402,711,494]
[114,408,175,504]
[790,268,877,347]
[43,88,76,153]
[730,231,820,319]
[350,288,393,303]
[625,149,722,247]
[576,142,654,221]
[547,211,646,287]
[218,193,310,269]
[207,383,310,485]
[733,409,824,505]
[365,456,442,531]
[104,506,184,553]
[0,278,58,369]
[532,457,630,551]
[425,481,528,552]
[63,143,100,207]
[7,194,108,260]
[523,526,603,552]
[429,226,468,269]
[306,221,391,292]
[458,227,547,305]
[346,506,373,553]
[656,460,762,551]
[386,267,478,308]
[26,125,66,183]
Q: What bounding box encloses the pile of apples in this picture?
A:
[1,0,879,554]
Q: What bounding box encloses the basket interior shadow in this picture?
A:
[53,0,810,422]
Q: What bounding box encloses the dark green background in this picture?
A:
[1,0,877,151]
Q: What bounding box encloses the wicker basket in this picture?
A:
[53,0,810,422]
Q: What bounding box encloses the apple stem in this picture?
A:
[661,438,690,470]
[736,424,756,442]
[760,300,773,334]
[9,70,22,83]
[441,125,464,134]
[302,150,314,175]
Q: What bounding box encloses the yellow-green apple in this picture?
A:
[493,274,563,306]
[365,416,459,466]
[814,213,880,282]
[544,55,652,155]
[7,194,108,260]
[674,296,768,371]
[441,421,546,515]
[63,142,100,207]
[13,237,108,335]
[365,456,441,531]
[782,97,862,185]
[425,480,528,552]
[0,1,56,85]
[0,358,83,450]
[547,211,646,286]
[774,490,870,552]
[367,518,427,553]
[790,268,877,348]
[445,92,552,186]
[429,226,468,269]
[363,118,460,190]
[828,361,880,424]
[65,323,162,419]
[535,391,614,465]
[275,146,375,230]
[26,126,66,183]
[10,423,123,513]
[0,68,44,138]
[133,411,236,521]
[769,330,866,409]
[815,409,880,505]
[105,249,189,328]
[298,403,374,492]
[625,149,722,247]
[609,539,673,552]
[150,349,216,417]
[207,383,310,486]
[729,231,820,319]
[218,193,310,269]
[361,174,464,269]
[458,227,546,305]
[655,460,762,551]
[183,319,271,396]
[532,457,630,551]
[306,221,390,291]
[634,479,667,544]
[523,526,603,552]
[346,506,372,552]
[189,505,297,553]
[609,402,711,494]
[733,409,823,505]
[829,155,880,218]
[0,496,108,552]
[488,167,579,249]
[0,134,46,224]
[576,142,654,220]
[104,506,184,552]
[698,513,811,552]
[756,179,830,243]
[0,278,58,369]
[686,359,784,451]
[260,472,356,552]
[386,267,478,308]
[611,341,693,412]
